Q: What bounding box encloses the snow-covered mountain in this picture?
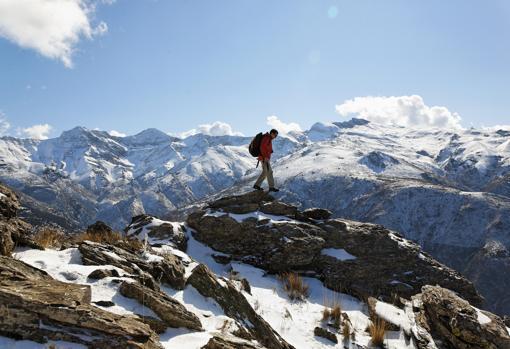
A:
[1,118,510,316]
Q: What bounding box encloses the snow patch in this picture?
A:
[321,248,356,260]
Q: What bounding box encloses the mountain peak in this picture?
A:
[123,128,176,146]
[333,118,370,129]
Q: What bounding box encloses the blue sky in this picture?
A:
[0,0,509,139]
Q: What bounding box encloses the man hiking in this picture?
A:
[253,129,279,192]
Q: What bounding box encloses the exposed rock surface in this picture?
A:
[188,191,482,306]
[125,214,188,251]
[313,327,338,344]
[0,256,162,348]
[0,183,41,256]
[79,238,186,290]
[119,280,202,331]
[413,285,510,349]
[88,268,121,279]
[187,263,294,349]
[201,334,265,349]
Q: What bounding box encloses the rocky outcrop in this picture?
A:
[0,183,41,256]
[79,239,186,290]
[313,327,338,344]
[187,263,294,349]
[201,334,265,349]
[0,256,162,348]
[413,285,510,349]
[119,280,202,331]
[187,191,483,306]
[125,214,188,251]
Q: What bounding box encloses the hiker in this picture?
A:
[252,129,279,192]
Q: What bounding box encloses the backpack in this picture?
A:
[248,132,264,157]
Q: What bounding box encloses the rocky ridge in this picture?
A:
[1,183,509,348]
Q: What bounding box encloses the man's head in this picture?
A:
[269,129,278,139]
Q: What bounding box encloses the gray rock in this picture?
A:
[88,268,121,280]
[119,281,202,331]
[313,327,338,344]
[416,285,510,349]
[201,334,266,349]
[187,263,294,349]
[125,214,188,251]
[79,240,186,290]
[302,208,332,220]
[0,256,162,348]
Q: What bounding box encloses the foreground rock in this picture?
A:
[0,183,41,256]
[187,191,482,306]
[413,285,510,349]
[187,263,295,349]
[0,256,162,348]
[119,280,202,331]
[79,239,186,290]
[201,334,265,349]
[125,214,188,251]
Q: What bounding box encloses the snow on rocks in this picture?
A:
[321,248,356,261]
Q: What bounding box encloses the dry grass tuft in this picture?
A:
[123,237,144,251]
[322,291,342,327]
[322,307,331,321]
[280,272,310,300]
[368,315,387,348]
[74,229,122,244]
[33,226,65,248]
[342,319,351,339]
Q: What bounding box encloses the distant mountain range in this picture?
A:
[1,118,510,316]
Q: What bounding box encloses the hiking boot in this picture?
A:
[269,187,279,192]
[253,185,263,191]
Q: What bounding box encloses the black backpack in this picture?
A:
[248,132,264,157]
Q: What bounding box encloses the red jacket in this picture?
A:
[258,133,273,161]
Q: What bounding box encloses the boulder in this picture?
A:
[313,327,338,344]
[87,220,116,236]
[187,264,294,349]
[187,212,325,272]
[125,214,188,251]
[417,285,510,349]
[0,183,42,256]
[188,192,482,307]
[88,268,121,280]
[0,183,20,219]
[0,256,162,348]
[201,334,265,349]
[259,201,297,217]
[119,281,202,331]
[317,220,483,307]
[79,240,186,290]
[302,208,332,220]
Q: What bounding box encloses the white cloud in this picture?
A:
[175,121,243,138]
[20,123,52,139]
[0,0,112,68]
[108,130,126,137]
[0,112,10,135]
[266,115,302,134]
[335,95,463,129]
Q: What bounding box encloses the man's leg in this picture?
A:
[254,161,268,187]
[266,161,275,188]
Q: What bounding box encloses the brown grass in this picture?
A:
[74,230,122,244]
[280,272,310,300]
[33,226,65,248]
[368,315,387,348]
[123,237,144,251]
[322,291,342,327]
[342,319,351,340]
